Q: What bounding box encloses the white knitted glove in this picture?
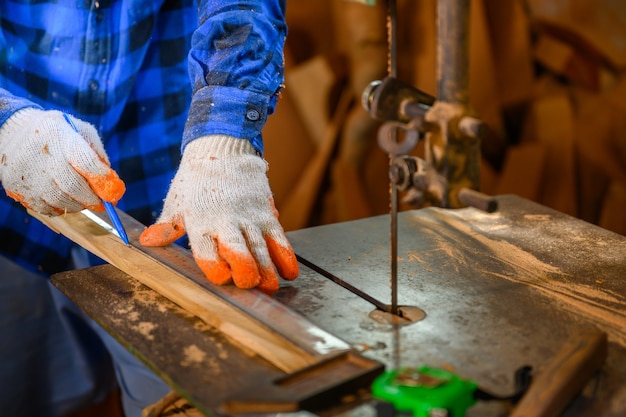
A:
[139,135,299,294]
[0,108,125,215]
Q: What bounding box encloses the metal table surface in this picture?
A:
[277,194,626,417]
[52,194,626,417]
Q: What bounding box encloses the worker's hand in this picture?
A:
[0,108,125,215]
[139,135,299,295]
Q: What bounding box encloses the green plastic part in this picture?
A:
[371,366,478,417]
[344,0,377,5]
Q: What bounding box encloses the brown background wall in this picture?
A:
[264,0,626,236]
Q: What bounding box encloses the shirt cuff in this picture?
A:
[182,85,277,155]
[0,92,42,128]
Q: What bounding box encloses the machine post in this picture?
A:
[425,0,482,208]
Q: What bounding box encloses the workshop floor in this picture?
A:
[65,388,124,417]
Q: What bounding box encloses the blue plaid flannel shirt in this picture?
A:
[0,0,287,274]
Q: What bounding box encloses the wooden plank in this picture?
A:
[599,181,626,236]
[30,209,320,374]
[279,89,353,231]
[469,0,506,143]
[526,0,626,70]
[530,92,578,217]
[330,159,373,223]
[484,0,534,107]
[284,55,336,147]
[53,264,384,415]
[264,73,317,208]
[51,264,284,416]
[534,33,574,77]
[570,88,616,225]
[495,143,547,202]
[509,327,607,417]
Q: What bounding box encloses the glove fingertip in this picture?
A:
[233,262,262,289]
[87,201,106,212]
[139,222,186,247]
[72,163,126,204]
[196,258,233,286]
[218,244,261,289]
[257,266,280,295]
[91,169,126,204]
[5,190,27,207]
[266,237,299,280]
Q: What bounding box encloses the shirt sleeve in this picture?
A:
[182,0,287,155]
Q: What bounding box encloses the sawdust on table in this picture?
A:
[181,344,207,367]
[132,322,157,340]
[180,344,225,375]
[407,208,626,346]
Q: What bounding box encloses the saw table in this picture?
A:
[49,194,626,417]
[38,1,625,414]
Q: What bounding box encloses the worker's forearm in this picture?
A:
[184,0,287,154]
[0,89,41,128]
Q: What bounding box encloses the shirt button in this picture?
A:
[246,110,260,121]
[89,80,99,90]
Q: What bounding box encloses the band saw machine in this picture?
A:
[39,0,626,416]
